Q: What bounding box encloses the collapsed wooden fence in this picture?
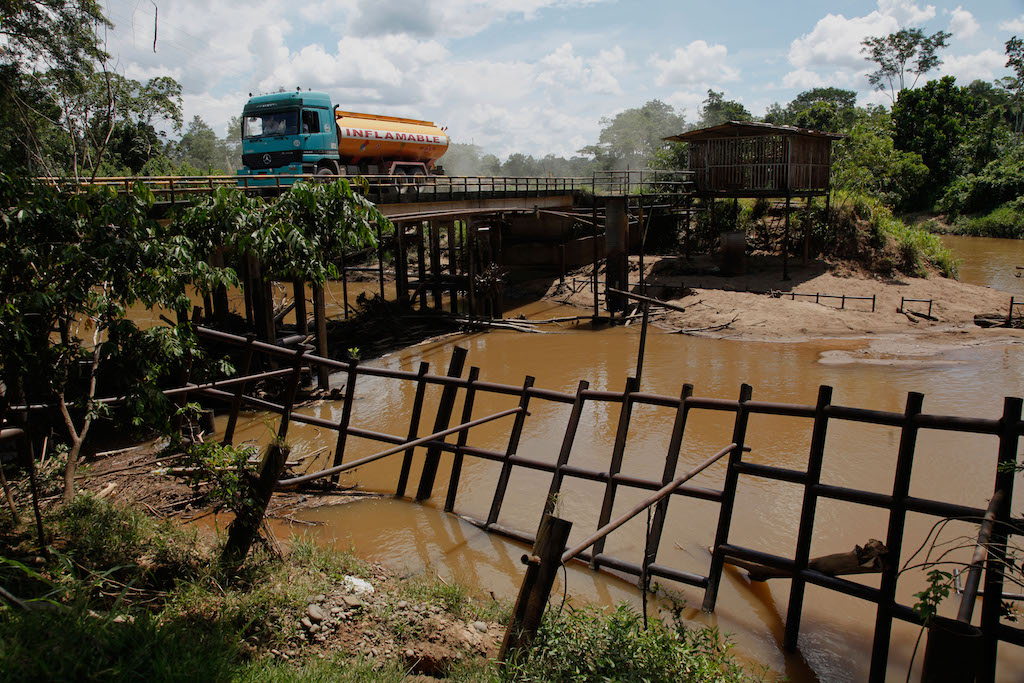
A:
[190,326,1024,682]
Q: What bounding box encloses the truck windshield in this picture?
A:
[242,110,299,138]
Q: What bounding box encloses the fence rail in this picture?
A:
[186,326,1023,682]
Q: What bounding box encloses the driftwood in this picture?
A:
[724,539,889,581]
[670,314,740,334]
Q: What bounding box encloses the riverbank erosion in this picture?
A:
[539,255,1024,351]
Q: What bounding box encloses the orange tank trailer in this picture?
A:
[335,111,449,173]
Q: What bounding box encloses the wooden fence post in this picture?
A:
[487,375,535,524]
[592,376,639,564]
[415,347,468,500]
[396,362,430,498]
[784,385,833,650]
[499,514,573,662]
[445,366,481,512]
[702,383,752,612]
[330,359,359,483]
[868,391,924,682]
[978,396,1023,683]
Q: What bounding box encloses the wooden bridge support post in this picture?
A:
[782,195,791,281]
[868,392,924,682]
[396,362,431,498]
[446,221,459,314]
[312,284,329,389]
[416,222,428,311]
[292,280,308,335]
[376,221,386,301]
[801,197,812,266]
[978,396,1023,682]
[395,221,410,307]
[467,218,478,318]
[430,221,444,311]
[604,197,628,313]
[445,366,481,512]
[499,514,573,662]
[702,383,753,612]
[415,347,468,501]
[591,376,639,564]
[222,334,257,445]
[784,385,833,651]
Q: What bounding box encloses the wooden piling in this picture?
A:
[499,514,573,661]
[415,347,468,500]
[416,222,428,311]
[330,359,359,483]
[396,362,431,498]
[445,366,480,512]
[430,221,443,310]
[486,376,535,525]
[541,381,590,521]
[784,385,833,650]
[868,391,924,682]
[702,383,753,612]
[592,376,640,563]
[222,334,257,445]
[312,284,329,388]
[645,384,694,570]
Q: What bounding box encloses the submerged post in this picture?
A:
[499,514,573,662]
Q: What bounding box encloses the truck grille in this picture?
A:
[242,150,302,169]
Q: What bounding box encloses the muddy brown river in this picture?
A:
[217,237,1024,681]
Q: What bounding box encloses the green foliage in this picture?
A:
[869,203,960,278]
[947,200,1024,239]
[697,89,751,129]
[763,88,857,132]
[892,76,987,205]
[181,442,260,517]
[913,570,954,625]
[939,147,1024,218]
[579,99,686,170]
[501,603,759,682]
[833,107,929,209]
[861,28,951,103]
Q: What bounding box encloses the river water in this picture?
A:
[222,237,1024,681]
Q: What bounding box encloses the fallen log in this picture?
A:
[724,539,889,581]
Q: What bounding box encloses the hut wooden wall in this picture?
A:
[689,134,831,194]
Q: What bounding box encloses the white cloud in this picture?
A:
[939,50,1008,83]
[536,43,625,95]
[999,16,1024,32]
[877,0,936,26]
[782,68,825,89]
[949,6,979,39]
[789,12,899,71]
[350,0,606,40]
[650,40,739,87]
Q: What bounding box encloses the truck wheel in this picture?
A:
[316,166,335,182]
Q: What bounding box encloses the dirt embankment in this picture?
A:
[538,255,1024,353]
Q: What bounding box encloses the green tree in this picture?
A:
[764,88,857,131]
[998,37,1024,135]
[892,76,983,203]
[0,175,235,502]
[174,115,229,173]
[696,89,751,128]
[579,99,686,169]
[861,28,951,103]
[833,106,929,209]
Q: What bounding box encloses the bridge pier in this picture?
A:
[604,197,629,312]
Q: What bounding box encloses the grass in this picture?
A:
[0,496,768,682]
[948,201,1024,240]
[500,603,764,682]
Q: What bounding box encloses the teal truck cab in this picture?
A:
[237,90,449,186]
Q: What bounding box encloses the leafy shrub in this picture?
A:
[501,603,760,682]
[949,199,1024,239]
[938,148,1024,218]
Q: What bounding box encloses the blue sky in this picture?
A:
[100,0,1024,158]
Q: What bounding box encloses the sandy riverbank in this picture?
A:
[534,255,1024,357]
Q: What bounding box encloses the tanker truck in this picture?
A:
[237,90,449,185]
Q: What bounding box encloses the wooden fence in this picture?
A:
[192,326,1022,681]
